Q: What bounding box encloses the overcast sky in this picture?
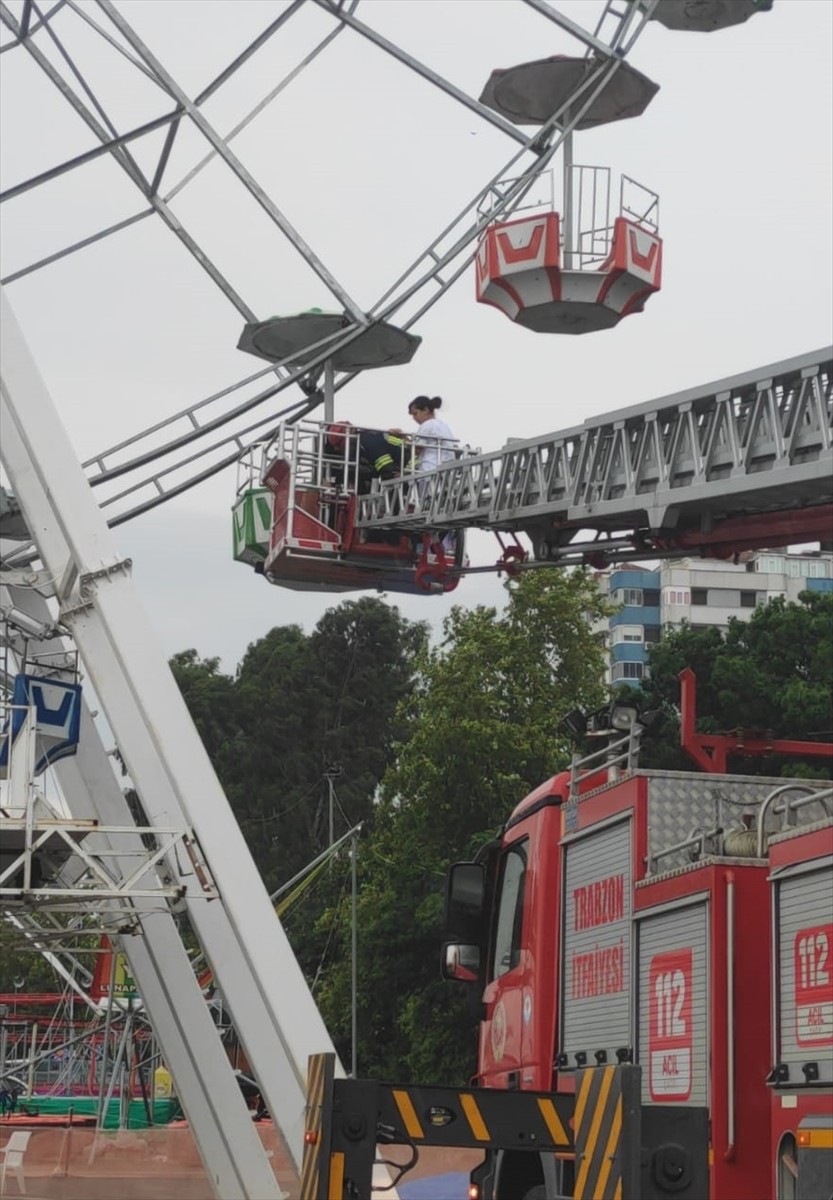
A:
[1,0,831,671]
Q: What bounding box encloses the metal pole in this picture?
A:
[351,833,358,1079]
[562,124,574,270]
[0,1004,8,1086]
[328,774,335,851]
[27,1022,38,1096]
[269,823,362,903]
[119,1062,130,1130]
[95,1016,132,1142]
[324,764,344,863]
[323,359,335,423]
[95,951,119,1130]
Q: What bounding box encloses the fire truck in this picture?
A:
[441,674,833,1200]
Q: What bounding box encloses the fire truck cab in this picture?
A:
[444,731,833,1200]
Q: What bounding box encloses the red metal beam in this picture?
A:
[678,667,833,773]
[0,993,67,1005]
[665,504,833,559]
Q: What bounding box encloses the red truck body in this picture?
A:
[767,820,833,1199]
[460,759,832,1199]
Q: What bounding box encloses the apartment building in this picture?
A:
[594,551,833,685]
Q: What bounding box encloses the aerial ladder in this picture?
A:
[356,346,833,568]
[233,346,832,596]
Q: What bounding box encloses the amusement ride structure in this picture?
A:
[0,1,830,1197]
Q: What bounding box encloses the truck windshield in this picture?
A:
[490,839,527,980]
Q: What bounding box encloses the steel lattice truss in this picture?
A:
[357,347,833,563]
[0,815,202,911]
[0,0,659,545]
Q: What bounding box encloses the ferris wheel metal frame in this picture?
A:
[0,0,663,555]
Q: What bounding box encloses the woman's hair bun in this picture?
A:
[410,394,443,412]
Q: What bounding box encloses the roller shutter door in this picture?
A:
[561,819,632,1064]
[637,902,709,1106]
[776,864,833,1085]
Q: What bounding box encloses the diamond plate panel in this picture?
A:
[646,772,832,874]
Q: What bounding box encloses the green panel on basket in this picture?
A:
[232,489,271,565]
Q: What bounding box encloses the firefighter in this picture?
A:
[325,422,408,490]
[324,421,408,548]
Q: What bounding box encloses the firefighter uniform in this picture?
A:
[357,429,407,480]
[325,423,408,489]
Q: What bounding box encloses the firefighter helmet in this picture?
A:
[325,421,352,451]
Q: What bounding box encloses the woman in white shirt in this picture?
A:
[405,395,459,559]
[407,395,458,471]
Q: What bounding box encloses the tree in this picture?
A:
[0,921,60,995]
[169,650,240,765]
[638,590,833,776]
[313,569,611,1083]
[170,598,427,893]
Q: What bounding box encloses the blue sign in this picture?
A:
[0,674,82,775]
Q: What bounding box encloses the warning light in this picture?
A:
[468,1186,480,1200]
[798,1130,811,1147]
[304,1130,319,1145]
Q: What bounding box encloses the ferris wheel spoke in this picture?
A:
[99,0,369,324]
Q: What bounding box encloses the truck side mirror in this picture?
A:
[445,861,486,939]
[441,942,480,983]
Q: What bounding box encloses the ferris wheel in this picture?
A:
[0,0,776,586]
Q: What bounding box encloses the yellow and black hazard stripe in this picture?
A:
[574,1065,640,1200]
[319,1068,578,1199]
[300,1053,339,1200]
[378,1082,573,1152]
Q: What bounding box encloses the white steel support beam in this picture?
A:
[1,614,285,1200]
[0,287,340,1170]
